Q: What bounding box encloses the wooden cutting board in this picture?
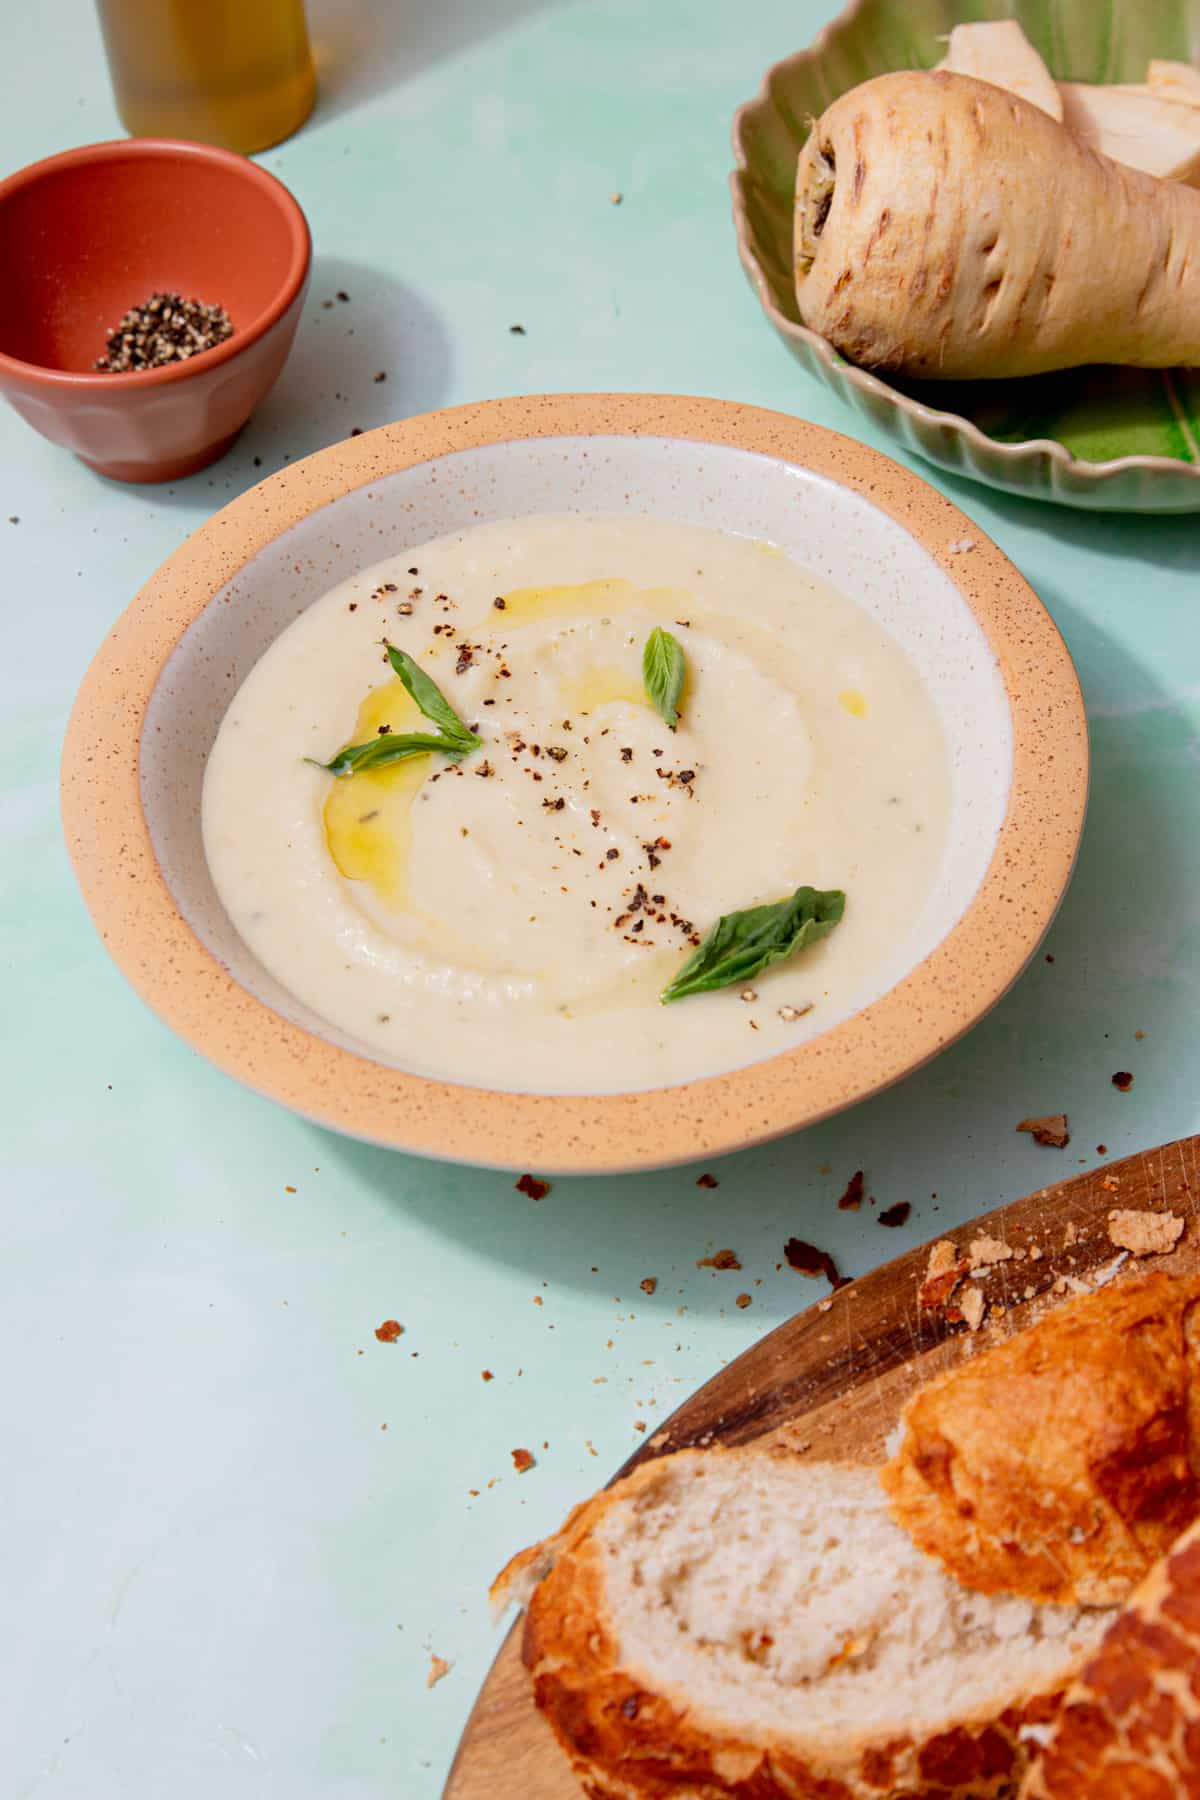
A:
[444,1134,1200,1800]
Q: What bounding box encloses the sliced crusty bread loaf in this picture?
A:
[1020,1514,1200,1797]
[493,1445,1114,1799]
[881,1272,1200,1608]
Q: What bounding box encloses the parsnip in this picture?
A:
[794,71,1200,380]
[1148,59,1200,107]
[936,20,1062,120]
[1059,81,1200,184]
[934,23,1200,186]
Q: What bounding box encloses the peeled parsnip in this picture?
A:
[1148,60,1200,107]
[794,71,1200,379]
[1058,81,1200,184]
[937,20,1062,120]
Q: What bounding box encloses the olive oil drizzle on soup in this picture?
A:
[202,515,951,1093]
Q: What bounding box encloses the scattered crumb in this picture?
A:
[374,1319,404,1343]
[918,1239,967,1310]
[959,1286,987,1331]
[696,1173,719,1189]
[633,1419,647,1432]
[640,1276,658,1295]
[515,1173,551,1200]
[969,1234,1014,1269]
[509,323,526,335]
[878,1201,911,1229]
[739,988,758,1003]
[778,1002,813,1022]
[1135,1029,1146,1041]
[481,1370,494,1381]
[784,1237,847,1289]
[511,1448,535,1473]
[697,1248,742,1270]
[610,191,623,204]
[1107,1209,1183,1256]
[1097,1143,1108,1155]
[1017,1113,1070,1148]
[1112,1071,1134,1092]
[373,370,387,382]
[837,1170,865,1212]
[427,1654,452,1688]
[735,1293,752,1309]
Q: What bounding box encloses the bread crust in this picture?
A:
[514,1450,1083,1800]
[881,1273,1200,1607]
[1020,1515,1200,1797]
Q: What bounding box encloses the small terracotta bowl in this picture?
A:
[0,138,310,482]
[62,396,1088,1172]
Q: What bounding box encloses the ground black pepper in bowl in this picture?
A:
[94,292,234,372]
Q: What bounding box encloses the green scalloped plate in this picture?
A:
[732,0,1200,510]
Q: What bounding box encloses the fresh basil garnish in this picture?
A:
[307,732,470,777]
[309,641,481,778]
[642,627,685,729]
[661,885,845,1003]
[385,643,479,749]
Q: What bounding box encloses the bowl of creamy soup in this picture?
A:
[62,395,1087,1171]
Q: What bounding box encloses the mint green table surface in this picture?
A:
[3,3,1198,1794]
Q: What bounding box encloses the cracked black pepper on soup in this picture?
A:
[94,292,234,372]
[200,514,953,1092]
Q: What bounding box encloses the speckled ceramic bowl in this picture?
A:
[61,396,1087,1172]
[732,0,1200,511]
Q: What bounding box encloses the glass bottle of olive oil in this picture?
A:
[95,0,316,154]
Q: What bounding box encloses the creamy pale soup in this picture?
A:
[202,514,951,1092]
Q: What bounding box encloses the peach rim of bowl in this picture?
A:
[60,394,1089,1174]
[0,138,311,392]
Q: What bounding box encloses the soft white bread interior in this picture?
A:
[500,1445,1116,1798]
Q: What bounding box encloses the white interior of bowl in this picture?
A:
[142,435,1012,1070]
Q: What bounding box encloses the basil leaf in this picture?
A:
[386,642,480,750]
[642,627,685,729]
[306,732,468,778]
[661,885,845,1004]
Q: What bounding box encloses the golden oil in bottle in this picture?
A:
[95,0,316,155]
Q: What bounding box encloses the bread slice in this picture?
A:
[494,1445,1114,1799]
[1020,1514,1200,1796]
[881,1273,1200,1609]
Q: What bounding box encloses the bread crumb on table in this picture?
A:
[697,1249,741,1270]
[1106,1209,1184,1256]
[836,1169,864,1211]
[427,1654,452,1688]
[511,1447,536,1473]
[1016,1112,1070,1148]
